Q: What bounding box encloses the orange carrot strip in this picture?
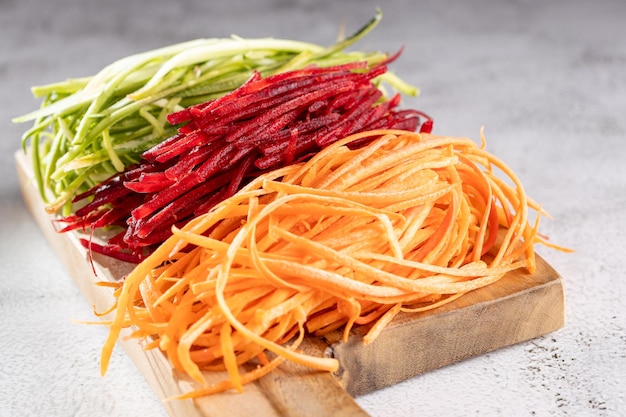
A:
[98,129,567,399]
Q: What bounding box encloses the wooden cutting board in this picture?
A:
[16,150,565,417]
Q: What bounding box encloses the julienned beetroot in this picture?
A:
[59,61,433,262]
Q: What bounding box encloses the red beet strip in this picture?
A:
[62,61,433,262]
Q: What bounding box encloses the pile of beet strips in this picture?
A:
[59,61,432,262]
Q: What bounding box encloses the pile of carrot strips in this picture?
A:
[99,129,564,399]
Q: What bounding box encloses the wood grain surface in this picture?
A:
[16,150,565,417]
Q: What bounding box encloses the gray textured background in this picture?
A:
[1,0,625,416]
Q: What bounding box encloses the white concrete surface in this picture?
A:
[1,0,624,416]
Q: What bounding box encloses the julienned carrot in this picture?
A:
[99,129,565,399]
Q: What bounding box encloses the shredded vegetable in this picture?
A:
[58,61,430,262]
[99,129,562,398]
